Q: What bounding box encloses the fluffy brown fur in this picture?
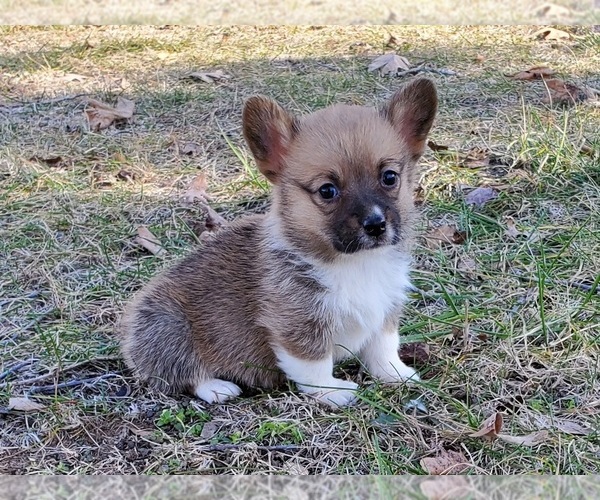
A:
[119,78,438,406]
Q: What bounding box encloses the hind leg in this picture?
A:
[194,378,242,403]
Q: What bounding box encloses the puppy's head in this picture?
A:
[242,78,437,261]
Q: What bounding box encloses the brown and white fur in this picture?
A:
[119,78,437,407]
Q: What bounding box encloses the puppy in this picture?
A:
[119,78,437,407]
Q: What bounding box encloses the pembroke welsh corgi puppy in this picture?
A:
[119,78,437,407]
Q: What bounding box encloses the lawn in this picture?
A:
[0,25,599,475]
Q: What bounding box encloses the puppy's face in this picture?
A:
[243,79,437,261]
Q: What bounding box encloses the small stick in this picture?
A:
[199,444,304,453]
[28,373,119,394]
[0,355,120,389]
[0,359,38,381]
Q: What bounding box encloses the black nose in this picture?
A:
[363,213,386,237]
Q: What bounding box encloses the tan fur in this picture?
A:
[118,78,438,402]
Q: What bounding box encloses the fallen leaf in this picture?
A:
[182,173,211,204]
[8,397,45,412]
[580,144,596,157]
[187,70,231,84]
[199,421,219,440]
[420,449,469,475]
[470,412,503,441]
[398,342,431,366]
[497,430,548,446]
[423,225,467,249]
[532,27,571,40]
[367,53,411,76]
[116,169,136,182]
[461,147,490,168]
[404,398,428,413]
[84,97,135,132]
[457,255,478,277]
[509,66,556,81]
[464,187,498,208]
[533,415,593,436]
[504,217,521,238]
[420,476,470,500]
[542,78,596,105]
[427,140,449,152]
[135,226,166,256]
[29,156,64,167]
[179,142,202,156]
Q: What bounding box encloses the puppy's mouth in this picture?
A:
[333,228,399,254]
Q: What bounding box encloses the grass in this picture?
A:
[0,25,599,475]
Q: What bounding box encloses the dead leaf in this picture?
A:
[420,449,469,475]
[367,53,411,76]
[464,187,498,208]
[532,27,571,40]
[423,225,467,249]
[199,421,220,440]
[84,96,135,132]
[457,255,478,277]
[29,156,64,167]
[182,173,211,204]
[509,66,556,81]
[542,78,596,105]
[116,169,136,182]
[504,217,521,238]
[135,226,166,256]
[398,342,430,366]
[497,430,548,446]
[8,397,45,412]
[427,140,449,152]
[470,412,503,441]
[420,476,470,500]
[187,70,231,84]
[461,147,490,168]
[179,142,201,156]
[533,415,593,436]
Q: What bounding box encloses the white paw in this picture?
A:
[301,379,359,408]
[194,378,242,404]
[373,361,420,384]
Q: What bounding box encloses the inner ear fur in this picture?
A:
[381,78,438,159]
[242,96,297,184]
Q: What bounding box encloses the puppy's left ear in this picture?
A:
[242,96,297,184]
[382,78,437,160]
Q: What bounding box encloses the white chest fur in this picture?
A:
[312,247,411,360]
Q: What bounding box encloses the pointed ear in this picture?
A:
[381,78,438,159]
[242,96,297,184]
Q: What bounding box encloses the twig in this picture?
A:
[0,355,120,389]
[28,373,119,394]
[0,93,90,109]
[0,359,38,381]
[199,444,305,453]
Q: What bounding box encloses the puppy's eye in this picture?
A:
[381,170,398,187]
[318,183,339,200]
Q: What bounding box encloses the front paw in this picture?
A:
[300,379,359,408]
[371,361,420,384]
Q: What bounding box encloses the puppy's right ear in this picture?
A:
[242,96,297,184]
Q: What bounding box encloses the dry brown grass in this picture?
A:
[1,25,599,475]
[1,0,599,24]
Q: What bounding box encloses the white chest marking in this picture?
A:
[312,247,411,360]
